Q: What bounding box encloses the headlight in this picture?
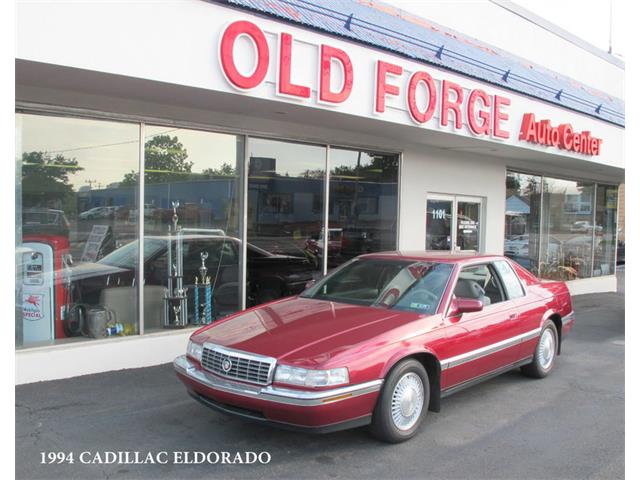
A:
[274,365,349,387]
[187,340,203,362]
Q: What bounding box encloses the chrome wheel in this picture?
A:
[537,328,555,370]
[390,372,425,431]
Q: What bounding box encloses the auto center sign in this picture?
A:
[217,19,602,154]
[519,113,603,156]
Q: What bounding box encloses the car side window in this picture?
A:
[494,260,525,299]
[454,264,505,306]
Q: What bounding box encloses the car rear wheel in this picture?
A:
[369,359,429,443]
[521,320,558,378]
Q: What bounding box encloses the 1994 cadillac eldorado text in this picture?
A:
[175,252,574,443]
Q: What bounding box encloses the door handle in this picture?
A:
[509,313,518,320]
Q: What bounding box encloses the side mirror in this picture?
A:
[448,297,483,317]
[304,279,316,290]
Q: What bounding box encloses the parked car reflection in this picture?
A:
[23,207,71,236]
[72,235,314,318]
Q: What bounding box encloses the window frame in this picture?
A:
[492,259,526,300]
[454,263,507,307]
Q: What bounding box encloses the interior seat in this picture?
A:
[454,279,491,306]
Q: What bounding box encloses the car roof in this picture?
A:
[358,251,506,264]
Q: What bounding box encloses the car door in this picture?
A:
[492,259,545,362]
[442,263,524,388]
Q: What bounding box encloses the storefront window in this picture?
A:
[16,113,140,347]
[246,138,325,306]
[540,177,595,280]
[593,184,618,277]
[504,172,541,273]
[142,126,243,330]
[327,149,398,268]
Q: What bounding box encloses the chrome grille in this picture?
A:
[201,345,275,386]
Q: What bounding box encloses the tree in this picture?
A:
[201,162,237,177]
[121,135,191,185]
[21,151,83,210]
[300,168,324,179]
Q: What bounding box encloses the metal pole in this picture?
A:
[322,145,330,276]
[591,184,598,276]
[396,152,402,251]
[538,175,545,277]
[137,123,145,335]
[240,135,249,310]
[608,0,613,54]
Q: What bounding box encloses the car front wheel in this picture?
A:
[369,359,429,443]
[521,320,558,378]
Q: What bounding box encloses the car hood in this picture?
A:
[192,296,422,368]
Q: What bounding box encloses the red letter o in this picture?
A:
[407,71,437,124]
[220,20,269,90]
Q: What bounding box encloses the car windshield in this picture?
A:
[301,259,453,314]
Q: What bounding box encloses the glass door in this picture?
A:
[456,197,481,252]
[426,196,453,251]
[426,195,483,252]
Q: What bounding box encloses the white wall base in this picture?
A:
[15,329,194,385]
[566,275,617,296]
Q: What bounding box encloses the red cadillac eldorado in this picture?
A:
[174,252,574,442]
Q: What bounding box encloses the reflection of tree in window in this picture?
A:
[121,135,191,185]
[22,151,83,211]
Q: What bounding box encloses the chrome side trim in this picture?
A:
[441,328,541,370]
[561,311,575,325]
[175,355,383,407]
[441,355,534,397]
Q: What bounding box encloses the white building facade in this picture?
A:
[15,0,624,383]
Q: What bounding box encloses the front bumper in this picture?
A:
[174,355,382,432]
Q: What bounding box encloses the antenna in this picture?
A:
[608,0,613,54]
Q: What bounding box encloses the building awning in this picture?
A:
[506,195,530,216]
[213,0,624,127]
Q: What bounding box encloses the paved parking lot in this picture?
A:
[16,277,624,480]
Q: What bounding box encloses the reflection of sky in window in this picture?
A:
[146,126,238,174]
[19,114,239,191]
[330,149,374,171]
[248,138,325,177]
[544,177,593,197]
[20,114,139,191]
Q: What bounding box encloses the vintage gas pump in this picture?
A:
[21,235,72,343]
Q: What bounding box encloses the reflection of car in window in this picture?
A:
[570,221,603,233]
[22,207,70,236]
[73,235,313,317]
[79,206,115,220]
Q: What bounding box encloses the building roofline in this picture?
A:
[211,0,624,126]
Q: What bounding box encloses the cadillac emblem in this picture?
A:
[222,358,232,372]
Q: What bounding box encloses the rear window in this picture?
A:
[494,260,525,299]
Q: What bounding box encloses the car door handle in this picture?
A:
[509,313,518,320]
